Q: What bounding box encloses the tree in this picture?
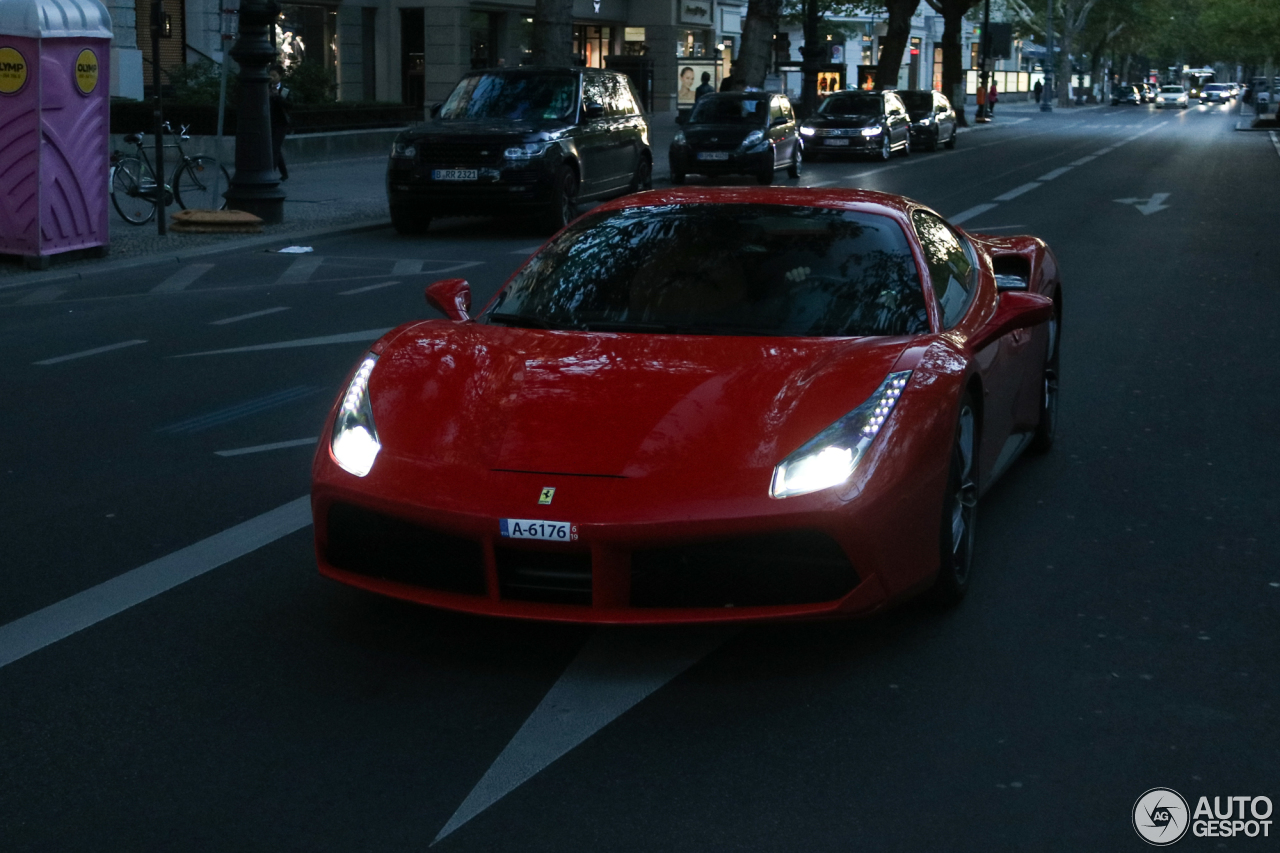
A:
[738,0,786,87]
[924,0,982,125]
[876,0,924,91]
[531,0,574,67]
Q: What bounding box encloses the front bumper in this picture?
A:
[805,134,883,154]
[386,158,556,216]
[670,146,772,177]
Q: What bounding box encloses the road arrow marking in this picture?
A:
[1114,193,1170,215]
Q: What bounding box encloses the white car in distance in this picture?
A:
[1156,86,1189,109]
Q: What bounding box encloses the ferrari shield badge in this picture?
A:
[538,487,555,505]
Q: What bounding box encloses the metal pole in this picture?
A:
[1041,0,1053,112]
[224,0,286,223]
[150,0,166,234]
[976,0,991,121]
[213,5,235,207]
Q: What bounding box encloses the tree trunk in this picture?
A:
[800,0,821,118]
[531,0,575,67]
[926,0,978,127]
[876,0,923,91]
[738,0,783,88]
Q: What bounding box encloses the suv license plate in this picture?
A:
[825,138,851,146]
[432,169,478,181]
[697,152,730,161]
[500,518,578,542]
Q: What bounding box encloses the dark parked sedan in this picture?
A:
[1112,84,1142,105]
[799,90,911,160]
[669,92,803,185]
[898,89,957,151]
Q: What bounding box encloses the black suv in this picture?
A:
[387,67,652,234]
[799,90,912,161]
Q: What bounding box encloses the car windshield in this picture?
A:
[1161,86,1184,93]
[1204,84,1226,91]
[688,96,769,125]
[484,204,928,337]
[818,93,881,117]
[439,72,578,121]
[897,91,934,113]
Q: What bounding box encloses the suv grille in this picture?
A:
[416,140,507,167]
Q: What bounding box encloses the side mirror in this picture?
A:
[583,102,605,120]
[425,278,471,322]
[968,291,1053,352]
[429,103,442,118]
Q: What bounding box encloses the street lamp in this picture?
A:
[223,0,285,223]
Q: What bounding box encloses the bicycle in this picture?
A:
[110,123,231,225]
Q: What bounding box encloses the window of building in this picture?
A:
[573,25,613,68]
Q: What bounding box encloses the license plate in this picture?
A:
[500,518,578,542]
[697,151,730,161]
[824,138,851,146]
[432,169,478,181]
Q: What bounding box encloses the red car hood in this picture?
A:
[369,321,913,480]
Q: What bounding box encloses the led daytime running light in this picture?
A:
[331,354,381,477]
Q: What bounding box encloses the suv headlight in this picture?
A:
[770,371,911,498]
[505,142,551,160]
[799,125,816,136]
[861,125,884,136]
[391,140,417,159]
[331,354,381,477]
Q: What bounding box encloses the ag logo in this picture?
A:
[1134,788,1190,846]
[74,48,98,95]
[538,487,555,505]
[0,46,28,95]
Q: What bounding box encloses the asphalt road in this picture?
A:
[1,101,1277,852]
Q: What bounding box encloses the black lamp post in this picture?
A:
[224,0,285,223]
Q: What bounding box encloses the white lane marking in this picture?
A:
[993,182,1040,202]
[174,328,392,357]
[339,280,400,296]
[1069,155,1097,166]
[0,496,311,670]
[210,306,291,325]
[425,260,486,275]
[511,245,544,255]
[433,627,733,844]
[1270,131,1280,157]
[150,263,215,294]
[1037,166,1073,181]
[391,259,424,276]
[1114,193,1170,215]
[215,437,318,457]
[275,254,325,285]
[1093,148,1115,155]
[950,203,999,225]
[16,285,64,304]
[34,339,147,365]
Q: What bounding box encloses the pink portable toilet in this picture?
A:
[0,0,112,268]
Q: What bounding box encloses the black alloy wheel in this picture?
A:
[928,395,978,606]
[878,134,892,161]
[900,135,911,157]
[1029,300,1061,453]
[944,127,957,149]
[546,165,580,232]
[629,154,653,193]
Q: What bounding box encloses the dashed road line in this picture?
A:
[951,203,998,225]
[993,182,1041,201]
[34,339,147,365]
[1070,155,1097,166]
[274,254,325,285]
[1037,166,1073,181]
[215,437,318,457]
[173,328,392,357]
[391,259,424,275]
[0,496,312,670]
[210,306,291,325]
[339,280,400,296]
[157,386,324,434]
[150,263,215,294]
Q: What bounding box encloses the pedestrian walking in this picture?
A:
[1034,79,1043,103]
[988,79,998,116]
[695,71,714,101]
[269,65,292,181]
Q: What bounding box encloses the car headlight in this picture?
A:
[861,125,884,136]
[1156,97,1165,103]
[505,142,550,160]
[740,129,767,150]
[331,354,381,477]
[770,371,911,499]
[391,140,417,159]
[799,125,815,136]
[673,131,686,145]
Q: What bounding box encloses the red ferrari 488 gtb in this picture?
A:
[312,188,1061,624]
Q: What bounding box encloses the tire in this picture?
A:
[110,157,156,225]
[944,128,957,149]
[629,154,653,193]
[787,144,802,178]
[928,129,940,152]
[1029,299,1061,453]
[545,165,579,232]
[900,136,911,157]
[174,156,230,211]
[928,395,978,607]
[877,134,891,161]
[390,207,430,235]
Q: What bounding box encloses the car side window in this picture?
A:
[770,100,785,123]
[612,76,639,116]
[781,99,794,122]
[912,210,976,328]
[582,74,607,119]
